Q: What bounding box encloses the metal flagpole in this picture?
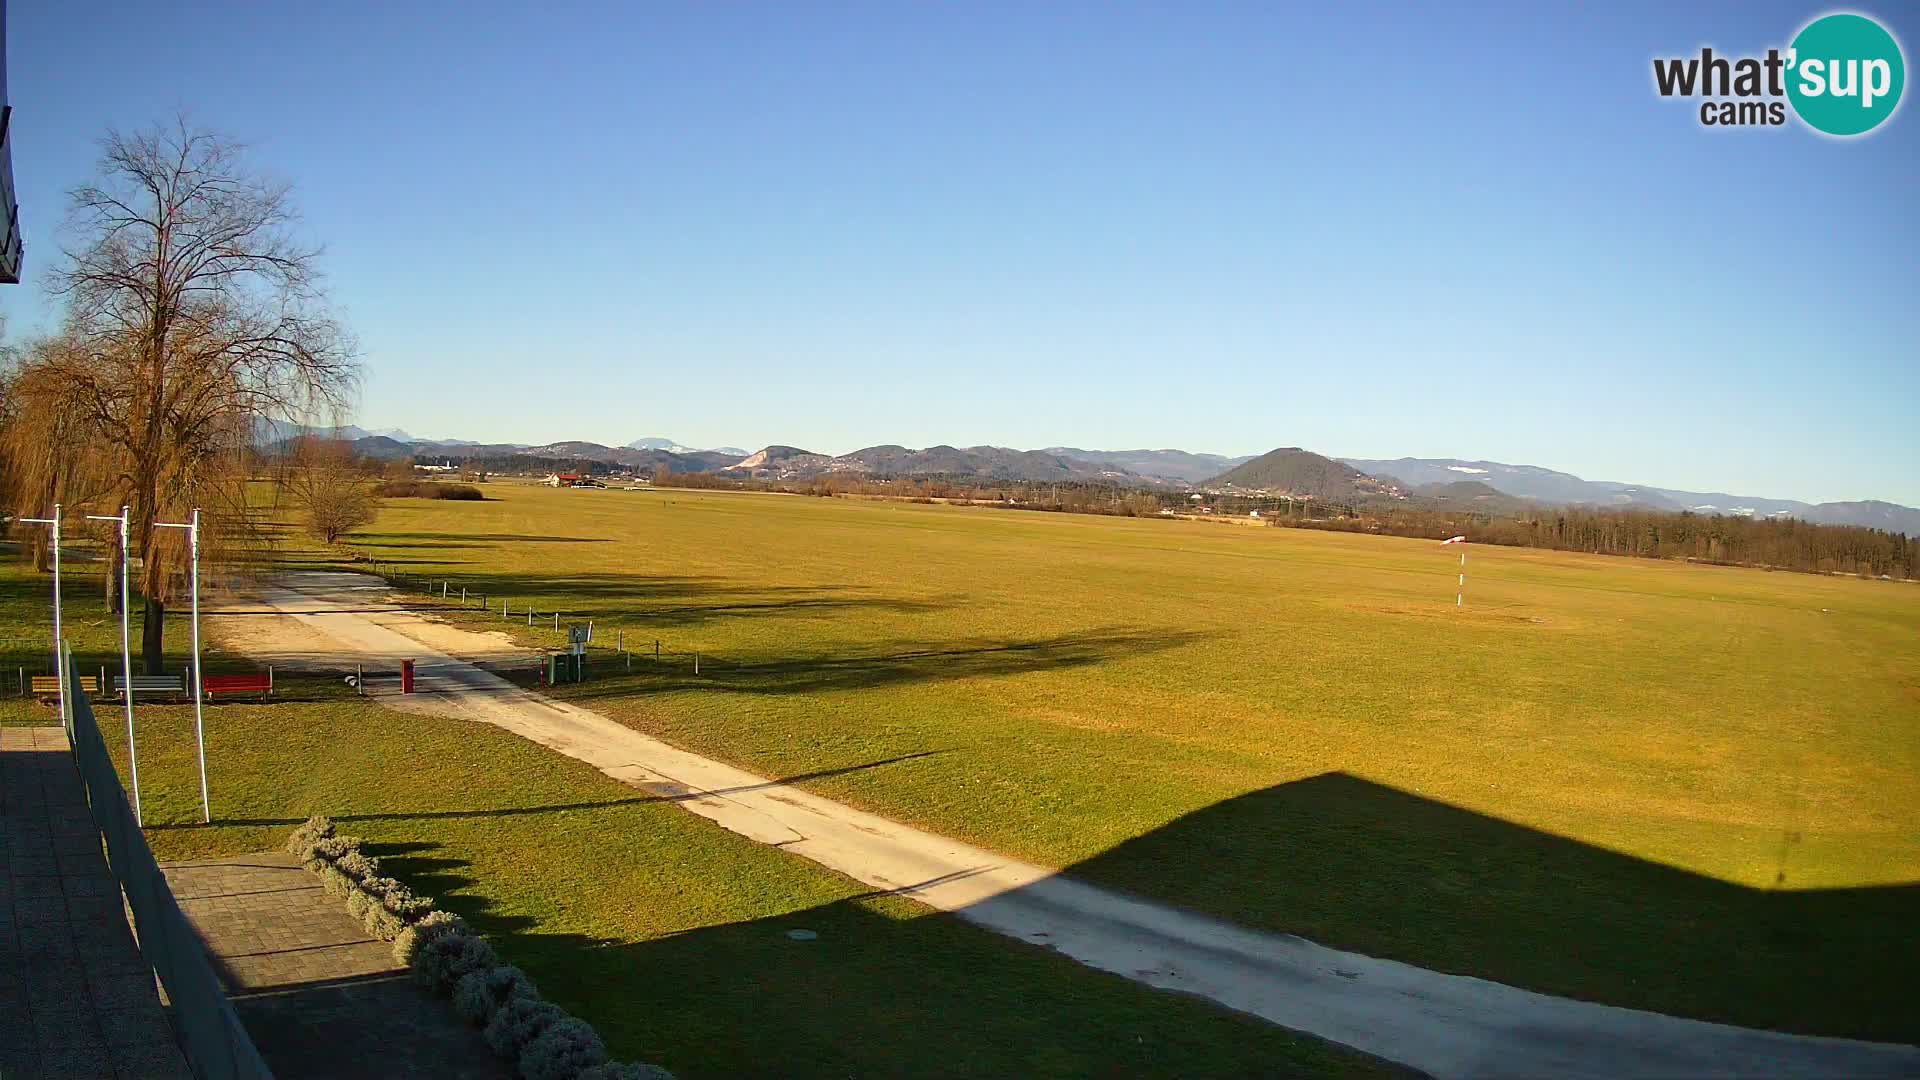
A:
[20,505,66,733]
[157,509,211,823]
[88,507,141,824]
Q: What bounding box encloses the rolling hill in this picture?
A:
[1046,447,1255,484]
[1206,448,1406,501]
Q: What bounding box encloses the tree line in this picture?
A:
[1273,504,1917,579]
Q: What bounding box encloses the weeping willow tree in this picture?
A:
[2,337,120,576]
[14,119,358,671]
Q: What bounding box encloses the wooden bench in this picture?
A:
[30,675,100,696]
[203,672,273,697]
[113,674,187,697]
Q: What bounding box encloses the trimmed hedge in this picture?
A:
[521,1018,608,1080]
[287,815,674,1080]
[577,1066,677,1080]
[454,965,537,1026]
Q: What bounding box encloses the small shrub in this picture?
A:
[578,1064,676,1080]
[318,863,356,898]
[453,965,537,1026]
[413,929,497,994]
[388,892,435,919]
[483,997,565,1060]
[311,835,359,861]
[392,909,466,966]
[358,874,404,899]
[519,1017,607,1080]
[285,816,336,858]
[335,849,381,881]
[363,904,405,941]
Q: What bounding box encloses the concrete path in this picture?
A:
[218,572,1920,1080]
[161,852,510,1079]
[0,726,193,1080]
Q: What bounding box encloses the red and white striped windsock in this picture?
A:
[1441,535,1467,544]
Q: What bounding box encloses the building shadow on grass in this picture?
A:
[138,765,1920,1078]
[1058,772,1920,1046]
[470,774,1917,1078]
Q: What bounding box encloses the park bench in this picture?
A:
[113,674,187,697]
[203,672,273,698]
[30,674,100,696]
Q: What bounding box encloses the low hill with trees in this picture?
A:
[1206,448,1405,501]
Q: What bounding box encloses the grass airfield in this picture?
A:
[338,482,1920,1040]
[5,478,1916,1051]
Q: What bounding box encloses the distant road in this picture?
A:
[216,571,1920,1080]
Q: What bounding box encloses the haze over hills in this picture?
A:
[260,423,1919,535]
[627,436,750,456]
[1043,448,1255,484]
[1338,457,1920,535]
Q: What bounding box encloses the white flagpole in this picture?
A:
[156,509,212,823]
[188,508,208,823]
[1458,550,1466,608]
[89,507,141,824]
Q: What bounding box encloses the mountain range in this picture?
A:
[1339,457,1920,535]
[261,424,1919,535]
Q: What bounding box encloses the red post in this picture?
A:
[401,659,415,695]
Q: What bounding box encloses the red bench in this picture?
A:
[203,671,273,697]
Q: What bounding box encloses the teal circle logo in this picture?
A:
[1786,13,1905,136]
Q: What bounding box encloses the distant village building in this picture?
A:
[544,472,583,487]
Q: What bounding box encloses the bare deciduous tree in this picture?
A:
[29,119,358,671]
[286,439,380,545]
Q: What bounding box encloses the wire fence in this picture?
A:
[61,644,274,1080]
[354,561,734,684]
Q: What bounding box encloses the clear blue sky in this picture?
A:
[4,2,1915,504]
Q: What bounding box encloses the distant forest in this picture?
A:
[653,470,1919,581]
[1280,506,1918,581]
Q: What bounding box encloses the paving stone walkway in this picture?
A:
[161,852,510,1079]
[0,726,193,1079]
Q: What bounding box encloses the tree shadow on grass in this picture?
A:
[357,532,617,546]
[146,752,949,831]
[559,628,1209,698]
[440,573,968,628]
[274,566,972,630]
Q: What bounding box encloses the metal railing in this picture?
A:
[61,643,274,1080]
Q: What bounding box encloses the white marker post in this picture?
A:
[156,509,210,823]
[19,506,67,733]
[87,507,141,824]
[1442,535,1467,607]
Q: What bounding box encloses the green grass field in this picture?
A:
[314,482,1920,1041]
[0,556,1386,1077]
[94,694,1387,1079]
